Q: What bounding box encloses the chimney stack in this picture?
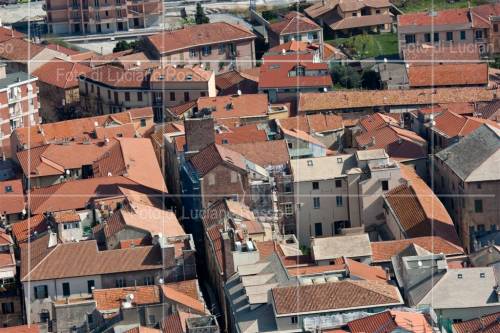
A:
[184,116,215,157]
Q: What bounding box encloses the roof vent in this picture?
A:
[307,160,313,166]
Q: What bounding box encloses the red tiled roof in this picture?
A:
[398,7,470,27]
[11,215,47,243]
[259,53,332,89]
[345,258,386,281]
[83,65,148,89]
[271,280,402,315]
[348,311,398,333]
[33,59,91,89]
[432,109,499,138]
[93,285,161,311]
[147,22,255,55]
[277,113,343,134]
[452,312,500,333]
[0,179,25,215]
[227,140,289,167]
[370,236,464,263]
[161,283,206,314]
[189,143,247,177]
[0,324,40,333]
[408,63,488,88]
[403,45,480,64]
[330,14,393,30]
[45,43,81,56]
[197,94,269,122]
[268,11,320,35]
[0,38,45,62]
[160,311,199,333]
[0,27,24,43]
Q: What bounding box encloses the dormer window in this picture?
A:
[295,65,305,77]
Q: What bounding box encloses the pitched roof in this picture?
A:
[370,236,464,263]
[227,140,289,168]
[82,65,148,89]
[408,63,488,88]
[431,110,498,138]
[11,215,47,243]
[311,234,372,261]
[268,11,321,35]
[93,285,161,311]
[403,45,481,64]
[32,58,91,89]
[277,113,343,134]
[0,325,40,333]
[92,138,167,193]
[398,7,470,27]
[0,179,25,215]
[20,236,164,281]
[17,142,112,178]
[197,94,269,122]
[27,176,141,215]
[452,312,500,333]
[161,281,206,314]
[13,108,152,149]
[348,310,433,333]
[271,280,402,315]
[345,258,386,281]
[150,65,213,82]
[435,124,500,182]
[259,53,332,89]
[305,0,391,18]
[0,27,24,43]
[147,22,255,55]
[0,38,45,62]
[330,13,393,30]
[160,311,199,333]
[189,143,247,177]
[298,88,496,113]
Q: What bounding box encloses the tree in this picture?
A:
[113,40,138,53]
[195,2,209,25]
[361,69,381,90]
[330,63,361,89]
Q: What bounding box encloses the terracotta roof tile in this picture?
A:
[33,59,91,89]
[147,22,255,55]
[51,210,80,224]
[348,311,398,333]
[298,88,496,113]
[408,63,488,88]
[278,113,343,134]
[93,285,161,311]
[11,215,47,243]
[0,179,25,215]
[227,140,289,167]
[0,27,24,43]
[370,236,464,263]
[399,7,470,27]
[161,284,206,314]
[197,94,269,123]
[452,312,500,333]
[20,237,164,281]
[268,11,320,35]
[330,14,393,30]
[259,53,332,89]
[189,143,247,177]
[0,38,45,62]
[160,311,199,333]
[83,65,148,89]
[345,258,386,281]
[403,45,481,64]
[0,324,40,333]
[271,280,402,315]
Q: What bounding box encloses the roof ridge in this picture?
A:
[347,280,400,302]
[22,239,60,281]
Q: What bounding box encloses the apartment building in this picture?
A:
[79,65,216,121]
[291,149,403,245]
[0,63,40,158]
[305,0,393,36]
[144,22,256,74]
[434,124,500,252]
[45,0,163,35]
[398,4,500,56]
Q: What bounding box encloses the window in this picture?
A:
[230,171,238,183]
[114,91,119,104]
[476,30,483,39]
[97,86,101,98]
[4,185,12,193]
[189,48,197,57]
[446,31,453,41]
[312,182,319,190]
[424,33,431,43]
[200,91,206,97]
[288,142,293,149]
[495,24,499,33]
[405,34,416,44]
[433,32,440,42]
[144,276,154,285]
[313,197,320,209]
[284,203,293,216]
[314,223,323,236]
[291,315,298,324]
[376,9,380,13]
[184,91,190,102]
[137,91,142,101]
[336,196,343,207]
[87,280,95,294]
[87,313,94,325]
[140,119,146,127]
[1,302,14,314]
[474,199,483,213]
[218,44,225,54]
[148,315,156,325]
[201,46,212,56]
[34,285,48,299]
[208,174,215,186]
[335,179,342,188]
[381,180,389,191]
[352,12,357,16]
[478,224,485,232]
[169,92,175,101]
[477,183,482,189]
[460,30,466,40]
[480,272,486,278]
[62,282,70,297]
[124,92,130,101]
[91,84,94,93]
[115,278,126,288]
[307,32,318,40]
[457,273,463,279]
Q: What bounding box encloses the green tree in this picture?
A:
[195,3,210,25]
[361,69,381,90]
[330,63,361,89]
[113,40,138,53]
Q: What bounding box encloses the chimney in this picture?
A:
[159,235,176,268]
[184,116,215,156]
[221,230,235,280]
[0,63,6,80]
